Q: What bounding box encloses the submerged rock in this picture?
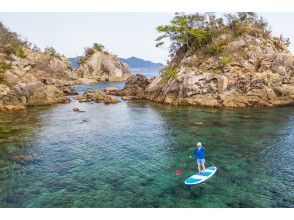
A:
[11,154,40,164]
[73,107,85,112]
[210,121,228,127]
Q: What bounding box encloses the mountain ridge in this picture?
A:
[68,56,164,72]
[119,56,164,69]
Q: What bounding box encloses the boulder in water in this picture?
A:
[73,107,85,112]
[60,86,78,96]
[104,87,119,95]
[75,90,120,104]
[114,74,151,98]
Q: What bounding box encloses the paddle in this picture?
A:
[176,156,193,176]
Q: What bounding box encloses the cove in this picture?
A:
[0,82,293,207]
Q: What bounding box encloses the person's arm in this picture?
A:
[202,147,206,153]
[190,150,196,158]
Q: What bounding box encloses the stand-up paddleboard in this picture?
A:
[184,166,217,185]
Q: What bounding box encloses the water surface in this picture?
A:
[0,82,293,207]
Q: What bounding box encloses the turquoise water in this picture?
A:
[0,82,293,207]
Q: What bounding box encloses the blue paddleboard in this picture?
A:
[184,166,217,185]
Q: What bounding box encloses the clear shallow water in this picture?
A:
[0,82,293,207]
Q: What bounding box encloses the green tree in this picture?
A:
[79,43,105,64]
[156,12,275,59]
[0,22,27,57]
[161,67,177,79]
[93,43,104,52]
[0,60,11,82]
[156,13,219,56]
[44,46,58,57]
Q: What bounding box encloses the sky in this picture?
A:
[0,12,293,64]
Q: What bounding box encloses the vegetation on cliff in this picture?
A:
[0,22,75,110]
[76,43,131,82]
[79,43,105,65]
[119,12,294,107]
[0,21,132,110]
[156,12,289,61]
[156,12,291,80]
[0,22,29,59]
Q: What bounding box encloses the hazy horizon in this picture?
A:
[0,12,294,64]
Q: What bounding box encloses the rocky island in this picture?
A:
[117,13,294,107]
[76,43,131,83]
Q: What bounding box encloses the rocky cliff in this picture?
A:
[118,13,294,107]
[0,24,132,111]
[0,23,77,110]
[76,43,131,82]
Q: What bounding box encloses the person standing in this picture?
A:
[190,142,206,174]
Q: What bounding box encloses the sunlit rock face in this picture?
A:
[121,34,294,107]
[76,51,131,82]
[0,47,77,110]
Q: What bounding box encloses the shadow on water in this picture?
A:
[0,82,293,207]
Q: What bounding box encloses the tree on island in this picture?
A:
[79,43,105,65]
[155,12,290,58]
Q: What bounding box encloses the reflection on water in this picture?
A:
[0,82,293,207]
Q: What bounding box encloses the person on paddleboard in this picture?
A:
[190,142,206,175]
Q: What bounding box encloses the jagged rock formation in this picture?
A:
[118,13,294,107]
[0,47,77,110]
[144,35,294,107]
[0,24,133,111]
[0,23,77,110]
[76,44,131,82]
[111,74,151,100]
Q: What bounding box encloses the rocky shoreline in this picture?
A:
[0,23,130,111]
[75,90,120,104]
[112,70,294,108]
[111,13,294,108]
[1,13,294,111]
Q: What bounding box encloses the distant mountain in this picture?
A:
[68,56,82,70]
[119,56,164,70]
